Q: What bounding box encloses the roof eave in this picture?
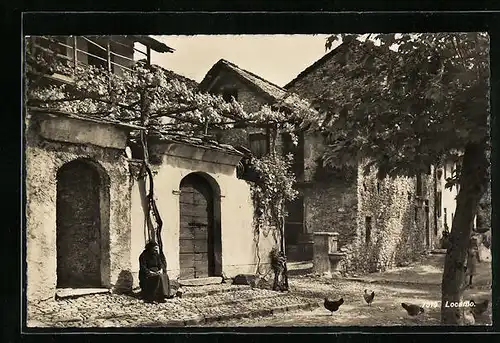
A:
[129,35,175,53]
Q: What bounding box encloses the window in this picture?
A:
[427,164,432,175]
[249,133,268,158]
[444,164,448,179]
[222,86,238,103]
[444,208,448,227]
[365,217,372,245]
[436,169,443,179]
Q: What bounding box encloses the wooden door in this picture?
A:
[179,174,214,279]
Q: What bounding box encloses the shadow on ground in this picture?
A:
[206,253,492,327]
[360,253,492,287]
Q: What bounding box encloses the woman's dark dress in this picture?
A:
[139,249,171,302]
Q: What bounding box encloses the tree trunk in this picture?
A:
[279,212,289,291]
[440,141,489,324]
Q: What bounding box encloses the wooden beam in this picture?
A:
[72,36,77,74]
[146,46,151,65]
[106,38,112,73]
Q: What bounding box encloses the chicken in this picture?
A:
[324,297,344,315]
[363,289,375,306]
[462,308,476,325]
[471,299,489,316]
[401,302,424,316]
[175,287,183,298]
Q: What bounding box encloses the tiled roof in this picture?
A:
[285,38,397,90]
[199,59,288,101]
[161,69,199,90]
[137,61,199,90]
[28,106,145,130]
[284,41,351,90]
[149,131,244,156]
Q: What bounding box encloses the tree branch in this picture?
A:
[149,105,199,119]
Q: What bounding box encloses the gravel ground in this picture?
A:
[204,277,492,327]
[28,276,491,328]
[27,286,316,328]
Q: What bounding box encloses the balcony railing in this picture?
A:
[30,35,154,76]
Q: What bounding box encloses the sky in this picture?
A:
[136,35,339,87]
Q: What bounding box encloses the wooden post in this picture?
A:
[265,126,271,154]
[106,38,112,74]
[146,46,151,65]
[72,36,77,74]
[204,119,209,135]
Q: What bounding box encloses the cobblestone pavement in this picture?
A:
[27,275,492,328]
[204,276,492,327]
[27,254,492,328]
[27,286,319,328]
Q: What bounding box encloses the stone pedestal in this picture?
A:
[313,232,339,274]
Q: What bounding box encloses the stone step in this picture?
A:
[431,249,447,255]
[182,284,251,298]
[55,288,111,299]
[179,276,223,287]
[141,294,321,327]
[288,261,313,276]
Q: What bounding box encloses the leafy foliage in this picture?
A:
[250,153,299,230]
[320,33,490,325]
[25,36,314,136]
[305,33,489,178]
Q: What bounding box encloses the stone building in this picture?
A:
[25,36,276,303]
[199,43,441,274]
[198,59,315,262]
[436,156,490,235]
[285,38,440,272]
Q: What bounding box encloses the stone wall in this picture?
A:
[303,133,324,183]
[353,164,420,272]
[206,70,271,151]
[208,70,269,113]
[303,180,358,243]
[25,114,132,302]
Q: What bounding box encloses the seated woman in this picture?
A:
[139,242,171,303]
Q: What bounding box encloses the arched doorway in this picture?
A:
[56,159,108,288]
[179,173,221,279]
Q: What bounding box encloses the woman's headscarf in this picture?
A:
[143,241,167,269]
[145,241,159,252]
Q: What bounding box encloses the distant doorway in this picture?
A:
[425,201,430,248]
[285,196,305,261]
